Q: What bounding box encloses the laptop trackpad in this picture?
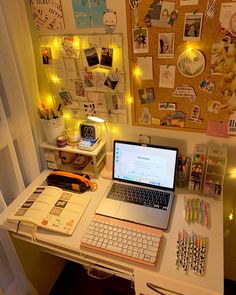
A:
[117,203,146,222]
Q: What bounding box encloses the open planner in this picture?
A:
[7,186,90,235]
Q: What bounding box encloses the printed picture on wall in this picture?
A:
[147,1,175,28]
[75,80,86,97]
[132,28,149,53]
[138,88,155,104]
[110,94,126,113]
[158,33,175,58]
[100,47,113,68]
[80,71,95,88]
[104,70,120,90]
[41,47,52,64]
[183,13,203,41]
[83,102,96,117]
[84,47,100,67]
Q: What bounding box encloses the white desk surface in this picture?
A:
[0,170,223,295]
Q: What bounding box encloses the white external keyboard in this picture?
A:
[80,214,163,266]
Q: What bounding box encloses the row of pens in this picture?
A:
[176,230,207,275]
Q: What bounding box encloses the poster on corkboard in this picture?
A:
[126,0,236,136]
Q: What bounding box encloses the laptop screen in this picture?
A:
[113,140,178,191]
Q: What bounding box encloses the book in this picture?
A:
[8,186,90,235]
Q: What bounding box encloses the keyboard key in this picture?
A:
[81,214,163,266]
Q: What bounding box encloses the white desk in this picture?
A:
[0,170,223,295]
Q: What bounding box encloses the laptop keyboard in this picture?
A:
[81,214,163,266]
[107,183,170,210]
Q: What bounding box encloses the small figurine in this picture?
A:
[168,10,178,27]
[144,14,152,27]
[103,9,117,34]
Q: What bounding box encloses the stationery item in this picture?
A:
[176,230,207,275]
[184,197,209,227]
[46,170,97,192]
[7,186,90,235]
[96,140,178,230]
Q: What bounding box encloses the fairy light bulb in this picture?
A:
[229,210,234,221]
[133,65,142,78]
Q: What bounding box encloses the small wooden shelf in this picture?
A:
[40,140,106,178]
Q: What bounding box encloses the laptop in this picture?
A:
[96,140,178,229]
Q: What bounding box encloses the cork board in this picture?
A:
[126,0,234,134]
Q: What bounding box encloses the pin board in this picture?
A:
[126,0,236,136]
[39,34,127,125]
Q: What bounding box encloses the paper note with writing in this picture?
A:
[64,59,78,79]
[54,59,67,78]
[137,57,153,80]
[159,65,176,88]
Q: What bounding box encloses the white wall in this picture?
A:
[24,0,236,281]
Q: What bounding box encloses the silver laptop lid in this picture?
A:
[113,140,178,192]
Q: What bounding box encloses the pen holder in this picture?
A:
[176,160,190,188]
[40,117,65,145]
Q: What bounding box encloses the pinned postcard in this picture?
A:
[137,57,153,80]
[83,102,96,117]
[173,86,196,101]
[106,94,126,114]
[54,59,67,79]
[207,121,229,138]
[88,92,107,112]
[159,65,176,88]
[100,47,113,68]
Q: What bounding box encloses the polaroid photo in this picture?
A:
[100,47,113,68]
[138,88,154,105]
[84,47,100,68]
[183,13,203,41]
[132,27,149,53]
[104,70,120,91]
[41,47,52,65]
[158,33,175,58]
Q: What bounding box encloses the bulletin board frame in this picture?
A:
[126,0,235,135]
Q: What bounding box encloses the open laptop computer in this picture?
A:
[96,140,178,229]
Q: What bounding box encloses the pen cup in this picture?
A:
[176,157,190,188]
[40,117,65,145]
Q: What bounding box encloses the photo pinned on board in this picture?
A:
[41,47,53,64]
[158,33,175,58]
[100,47,113,68]
[84,47,100,67]
[138,87,155,104]
[183,13,203,41]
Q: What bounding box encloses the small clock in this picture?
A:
[79,122,100,141]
